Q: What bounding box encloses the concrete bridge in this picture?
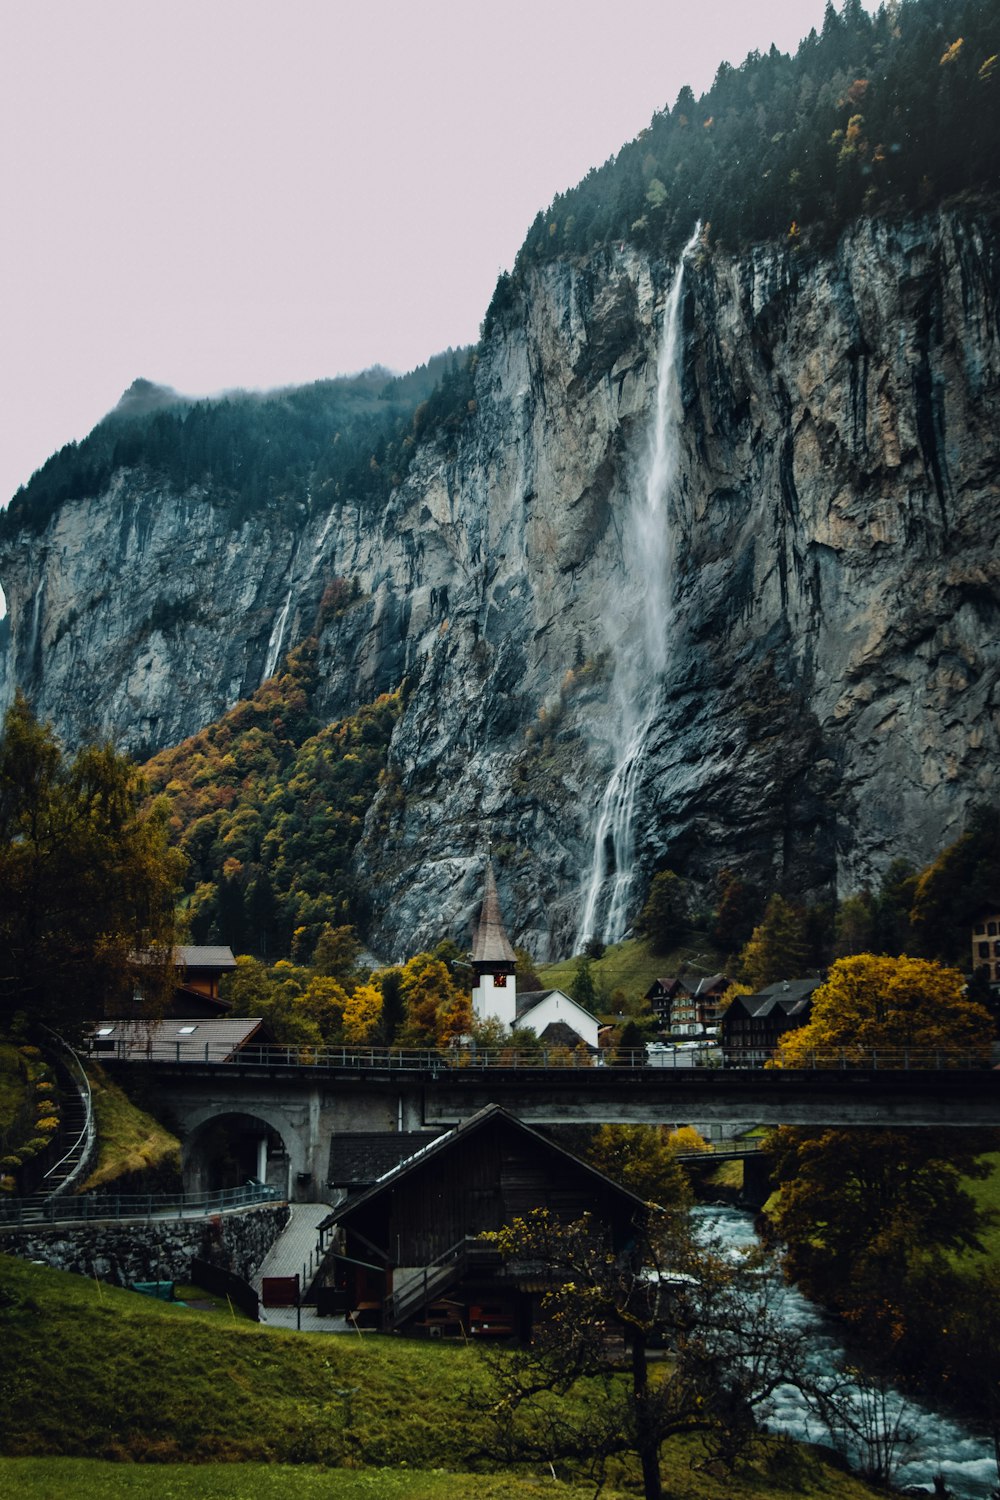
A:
[107,1053,1000,1203]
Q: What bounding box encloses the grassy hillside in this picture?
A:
[538,936,727,1012]
[78,1065,181,1193]
[0,1255,887,1499]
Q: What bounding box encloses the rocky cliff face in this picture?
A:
[2,205,998,959]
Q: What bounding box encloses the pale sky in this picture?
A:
[1,1,851,520]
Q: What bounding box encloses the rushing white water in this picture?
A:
[28,575,44,670]
[262,585,294,682]
[577,224,700,948]
[260,504,338,685]
[694,1204,997,1498]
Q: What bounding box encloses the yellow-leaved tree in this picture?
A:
[341,982,383,1044]
[396,953,470,1047]
[766,952,995,1361]
[776,952,992,1067]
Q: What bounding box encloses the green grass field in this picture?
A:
[0,1255,888,1499]
[956,1150,1000,1266]
[0,1462,604,1500]
[537,936,727,1012]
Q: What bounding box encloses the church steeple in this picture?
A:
[471,857,517,1027]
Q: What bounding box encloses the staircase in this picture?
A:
[383,1238,501,1331]
[38,1034,97,1199]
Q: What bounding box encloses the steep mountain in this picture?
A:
[1,2,998,961]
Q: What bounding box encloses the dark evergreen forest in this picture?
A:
[0,350,476,538]
[486,0,998,327]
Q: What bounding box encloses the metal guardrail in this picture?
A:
[671,1137,768,1162]
[40,1030,97,1197]
[92,1041,995,1072]
[0,1180,282,1228]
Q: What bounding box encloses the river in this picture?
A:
[693,1204,997,1498]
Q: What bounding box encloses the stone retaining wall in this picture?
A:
[0,1202,289,1286]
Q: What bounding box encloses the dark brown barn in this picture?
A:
[319,1104,647,1337]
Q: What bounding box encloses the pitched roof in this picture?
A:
[89,1016,267,1062]
[320,1104,648,1232]
[645,976,689,996]
[175,945,237,970]
[693,973,729,996]
[755,978,822,1004]
[328,1131,446,1187]
[471,860,516,964]
[515,988,599,1025]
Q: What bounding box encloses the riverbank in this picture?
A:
[2,1252,887,1498]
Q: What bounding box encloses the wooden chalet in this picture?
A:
[171,946,238,1017]
[643,976,692,1028]
[720,978,821,1063]
[972,912,1000,986]
[319,1105,647,1338]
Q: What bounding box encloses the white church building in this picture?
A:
[470,861,600,1052]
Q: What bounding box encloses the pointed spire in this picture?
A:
[472,859,516,965]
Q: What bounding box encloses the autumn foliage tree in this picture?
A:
[775,952,992,1066]
[395,953,471,1047]
[478,1207,798,1500]
[738,894,810,989]
[0,693,184,1043]
[585,1125,692,1208]
[766,952,995,1348]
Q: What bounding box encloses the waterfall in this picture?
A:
[260,505,337,685]
[577,224,700,949]
[262,586,293,682]
[28,576,44,676]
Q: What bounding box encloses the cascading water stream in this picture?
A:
[695,1205,997,1498]
[577,224,700,949]
[262,585,294,682]
[260,502,337,684]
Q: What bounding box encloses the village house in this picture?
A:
[972,912,1000,986]
[720,978,821,1064]
[319,1104,647,1336]
[170,945,238,1015]
[645,974,731,1035]
[643,976,691,1028]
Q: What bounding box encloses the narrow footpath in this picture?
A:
[253,1201,346,1333]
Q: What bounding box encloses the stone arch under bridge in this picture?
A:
[181,1103,307,1201]
[156,1072,404,1203]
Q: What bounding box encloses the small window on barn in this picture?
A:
[95,1025,115,1037]
[177,1025,198,1035]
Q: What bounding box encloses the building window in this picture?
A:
[989,922,998,937]
[980,943,991,960]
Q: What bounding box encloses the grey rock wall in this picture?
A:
[1,205,997,957]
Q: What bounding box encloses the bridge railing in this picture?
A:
[92,1040,995,1071]
[0,1179,283,1227]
